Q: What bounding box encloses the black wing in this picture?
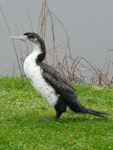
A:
[39,63,109,117]
[40,63,85,112]
[40,63,75,94]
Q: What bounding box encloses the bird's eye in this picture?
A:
[24,32,37,42]
[34,38,37,42]
[28,34,33,38]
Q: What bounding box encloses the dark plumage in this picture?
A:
[40,62,109,118]
[11,32,109,119]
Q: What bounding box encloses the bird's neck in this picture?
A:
[31,44,46,64]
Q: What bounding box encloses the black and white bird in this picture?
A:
[11,32,109,119]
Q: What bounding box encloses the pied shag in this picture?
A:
[11,32,109,119]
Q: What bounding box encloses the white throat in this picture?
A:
[23,44,42,79]
[27,44,42,62]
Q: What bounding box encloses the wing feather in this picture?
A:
[40,63,75,94]
[40,63,85,112]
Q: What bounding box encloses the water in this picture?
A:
[0,0,113,76]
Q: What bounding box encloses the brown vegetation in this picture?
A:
[1,0,113,87]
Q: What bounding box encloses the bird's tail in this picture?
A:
[85,108,109,117]
[66,97,109,117]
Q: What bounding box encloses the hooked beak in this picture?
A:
[10,35,28,42]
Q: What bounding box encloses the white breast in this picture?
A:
[24,50,59,108]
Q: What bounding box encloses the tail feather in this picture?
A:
[85,108,109,117]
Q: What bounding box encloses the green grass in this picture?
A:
[0,77,113,150]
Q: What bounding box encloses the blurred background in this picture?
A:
[0,0,113,84]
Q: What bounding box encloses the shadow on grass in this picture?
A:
[3,109,110,129]
[37,113,110,124]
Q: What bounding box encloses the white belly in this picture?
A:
[24,57,58,108]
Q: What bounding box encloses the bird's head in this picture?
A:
[10,32,46,62]
[10,32,46,50]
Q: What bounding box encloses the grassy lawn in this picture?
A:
[0,77,113,150]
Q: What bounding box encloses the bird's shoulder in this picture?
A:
[40,63,75,94]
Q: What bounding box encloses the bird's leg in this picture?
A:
[55,111,62,119]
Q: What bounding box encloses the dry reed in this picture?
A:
[0,0,113,87]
